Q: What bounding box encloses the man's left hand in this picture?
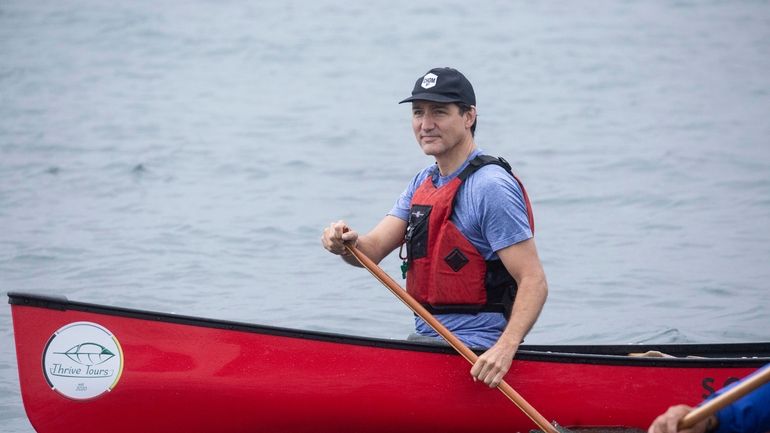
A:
[470,339,519,388]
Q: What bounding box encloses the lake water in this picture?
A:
[2,1,769,431]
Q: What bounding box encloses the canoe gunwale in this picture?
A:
[8,291,770,367]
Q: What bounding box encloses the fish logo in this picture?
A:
[61,343,116,366]
[42,322,123,400]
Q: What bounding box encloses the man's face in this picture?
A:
[411,101,474,157]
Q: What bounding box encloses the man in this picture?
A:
[647,364,770,433]
[321,67,547,388]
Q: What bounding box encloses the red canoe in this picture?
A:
[8,292,770,433]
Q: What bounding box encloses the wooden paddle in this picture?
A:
[343,242,561,433]
[678,364,770,430]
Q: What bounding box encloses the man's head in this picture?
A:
[399,67,477,136]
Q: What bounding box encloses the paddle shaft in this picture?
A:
[344,243,559,433]
[679,364,770,430]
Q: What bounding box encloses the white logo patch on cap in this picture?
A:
[421,73,438,89]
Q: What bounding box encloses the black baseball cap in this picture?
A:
[399,67,476,106]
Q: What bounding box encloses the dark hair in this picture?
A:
[456,103,477,136]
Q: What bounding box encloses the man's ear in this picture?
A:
[465,106,477,128]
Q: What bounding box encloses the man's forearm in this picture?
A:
[499,275,548,346]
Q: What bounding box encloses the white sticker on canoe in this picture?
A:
[42,321,124,400]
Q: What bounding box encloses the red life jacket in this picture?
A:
[404,155,534,318]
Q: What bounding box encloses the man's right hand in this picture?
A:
[321,220,358,256]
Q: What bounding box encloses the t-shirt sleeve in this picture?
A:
[473,166,533,253]
[387,188,411,222]
[388,169,430,222]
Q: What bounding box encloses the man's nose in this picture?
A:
[421,114,435,130]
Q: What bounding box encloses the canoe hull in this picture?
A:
[9,293,769,433]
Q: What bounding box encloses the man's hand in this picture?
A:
[321,220,358,256]
[470,339,520,388]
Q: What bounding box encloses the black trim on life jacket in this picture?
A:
[458,154,515,181]
[405,205,432,261]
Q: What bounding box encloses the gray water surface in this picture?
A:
[2,1,770,431]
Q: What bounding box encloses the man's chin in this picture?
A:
[419,140,443,152]
[419,144,440,156]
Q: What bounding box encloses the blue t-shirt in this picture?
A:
[388,149,533,349]
[713,364,770,433]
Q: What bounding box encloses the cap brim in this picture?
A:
[398,93,462,104]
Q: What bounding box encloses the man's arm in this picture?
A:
[469,237,548,387]
[321,216,407,266]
